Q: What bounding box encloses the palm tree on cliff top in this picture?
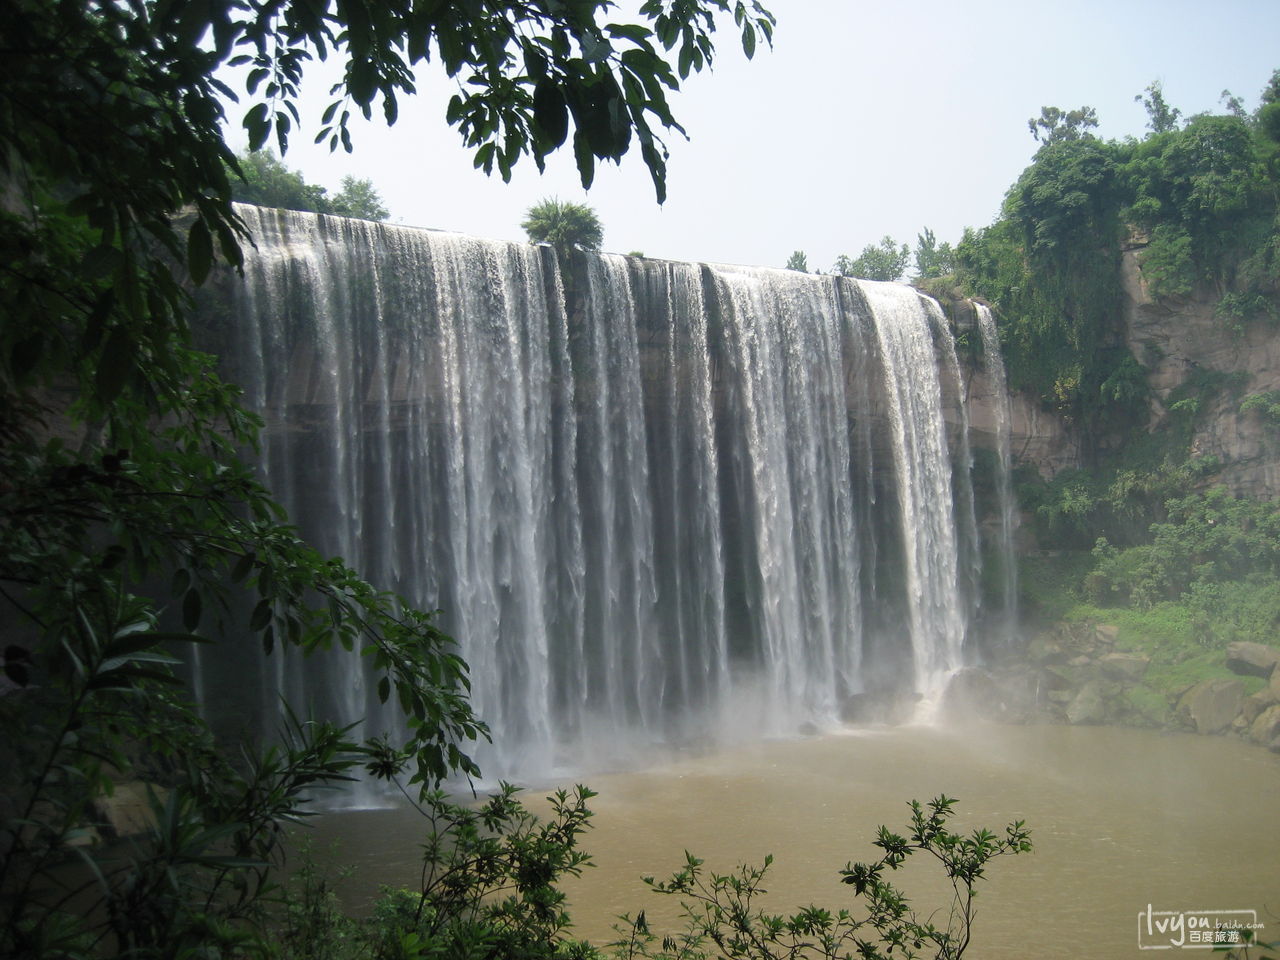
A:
[521,198,604,255]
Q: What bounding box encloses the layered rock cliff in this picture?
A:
[963,244,1280,498]
[1120,241,1280,497]
[948,299,1080,481]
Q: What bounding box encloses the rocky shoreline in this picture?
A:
[943,629,1280,753]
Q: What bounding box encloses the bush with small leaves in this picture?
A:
[615,796,1031,960]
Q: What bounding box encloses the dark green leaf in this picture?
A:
[606,23,652,43]
[244,102,270,150]
[88,666,182,690]
[231,551,256,583]
[95,327,134,402]
[258,563,274,597]
[250,598,273,632]
[105,632,168,659]
[187,218,213,285]
[573,130,596,189]
[533,79,569,149]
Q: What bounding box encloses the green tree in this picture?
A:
[957,134,1140,452]
[231,149,331,211]
[1135,81,1182,135]
[1007,137,1122,260]
[1027,105,1099,144]
[331,174,391,221]
[522,197,605,252]
[231,151,389,219]
[1131,113,1264,277]
[785,250,809,272]
[1220,89,1248,119]
[913,227,955,280]
[833,236,910,282]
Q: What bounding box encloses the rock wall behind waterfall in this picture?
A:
[195,206,1015,780]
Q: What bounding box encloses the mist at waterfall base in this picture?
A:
[194,205,1018,784]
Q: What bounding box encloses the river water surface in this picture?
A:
[307,724,1279,959]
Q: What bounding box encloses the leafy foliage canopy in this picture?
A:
[957,69,1280,453]
[232,151,391,220]
[833,236,910,282]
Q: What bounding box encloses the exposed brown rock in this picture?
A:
[1249,703,1280,747]
[1119,246,1280,498]
[1099,652,1150,682]
[93,781,163,840]
[999,247,1280,496]
[1066,681,1108,725]
[1176,678,1245,735]
[1225,641,1280,679]
[1242,688,1280,725]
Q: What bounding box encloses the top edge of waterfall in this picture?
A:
[233,201,533,250]
[231,205,941,302]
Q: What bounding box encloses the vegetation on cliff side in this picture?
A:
[955,69,1280,720]
[956,68,1280,458]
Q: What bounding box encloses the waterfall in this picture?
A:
[975,302,1019,647]
[708,264,862,728]
[936,298,983,666]
[200,207,1009,780]
[859,282,965,697]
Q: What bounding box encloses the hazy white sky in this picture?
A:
[226,0,1280,272]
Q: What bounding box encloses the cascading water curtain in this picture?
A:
[858,281,966,697]
[203,207,1009,781]
[975,302,1020,649]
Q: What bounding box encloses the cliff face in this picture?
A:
[1119,243,1280,498]
[976,247,1280,497]
[946,299,1080,480]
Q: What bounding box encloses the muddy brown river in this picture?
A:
[305,723,1280,959]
